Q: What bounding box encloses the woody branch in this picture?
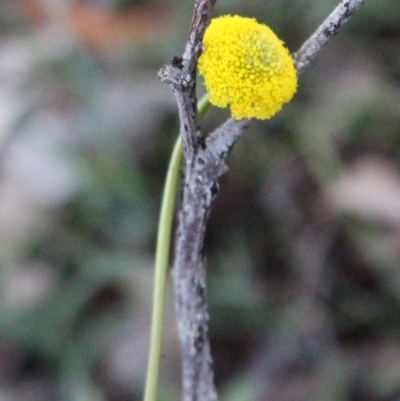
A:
[158,1,365,400]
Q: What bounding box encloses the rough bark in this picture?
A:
[158,1,366,400]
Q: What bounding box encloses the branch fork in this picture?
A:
[157,1,366,400]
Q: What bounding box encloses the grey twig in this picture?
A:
[159,1,219,400]
[173,118,251,401]
[293,0,366,75]
[159,1,365,401]
[159,0,217,163]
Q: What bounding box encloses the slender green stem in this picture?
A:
[197,92,211,119]
[143,92,210,401]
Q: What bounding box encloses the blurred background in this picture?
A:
[0,0,399,400]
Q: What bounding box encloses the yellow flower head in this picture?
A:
[198,15,297,120]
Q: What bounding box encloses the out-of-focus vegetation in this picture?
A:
[0,1,400,400]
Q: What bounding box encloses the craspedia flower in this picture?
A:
[198,15,297,120]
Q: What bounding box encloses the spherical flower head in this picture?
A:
[198,15,297,120]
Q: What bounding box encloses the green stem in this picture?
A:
[143,93,210,401]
